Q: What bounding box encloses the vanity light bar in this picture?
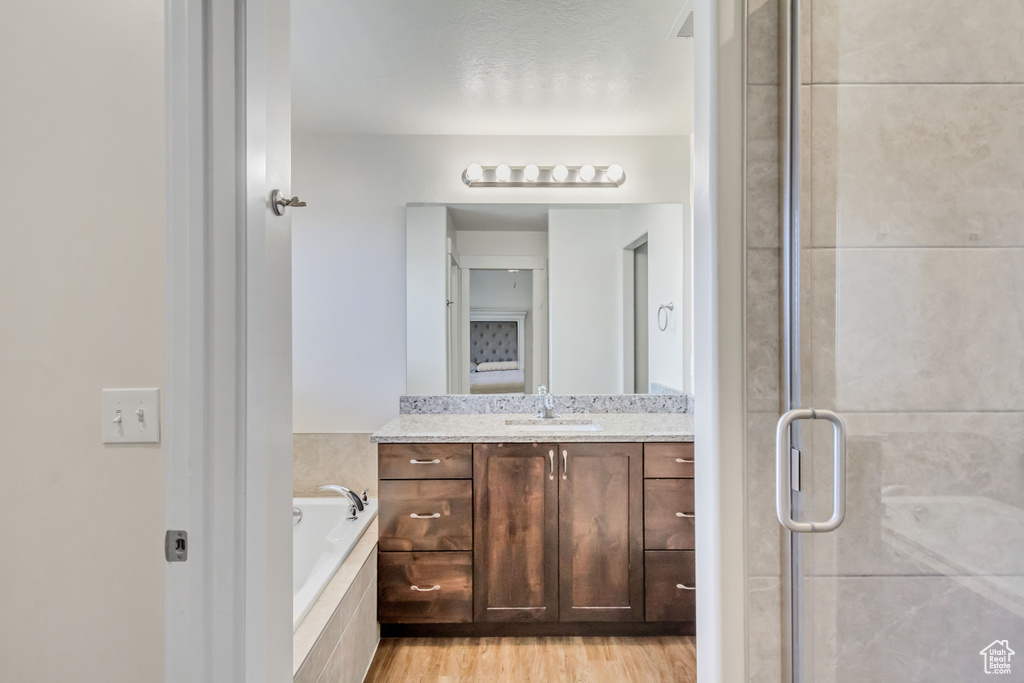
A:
[462,164,625,188]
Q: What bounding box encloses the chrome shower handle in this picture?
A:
[775,408,847,533]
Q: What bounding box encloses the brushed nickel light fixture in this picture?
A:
[461,163,626,187]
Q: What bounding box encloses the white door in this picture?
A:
[164,0,293,680]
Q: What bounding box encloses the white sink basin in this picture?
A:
[504,418,603,432]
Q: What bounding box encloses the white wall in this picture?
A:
[621,203,689,393]
[470,269,534,310]
[550,204,690,395]
[293,133,689,432]
[405,206,450,394]
[456,230,548,259]
[548,208,625,393]
[0,1,164,681]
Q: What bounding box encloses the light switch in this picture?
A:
[103,388,160,444]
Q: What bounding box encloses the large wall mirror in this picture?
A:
[406,203,692,395]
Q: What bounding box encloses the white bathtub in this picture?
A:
[292,496,378,631]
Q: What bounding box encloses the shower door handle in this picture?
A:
[775,408,847,533]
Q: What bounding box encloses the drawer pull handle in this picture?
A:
[675,458,694,463]
[410,585,441,592]
[676,512,695,518]
[549,450,555,480]
[409,513,441,519]
[410,459,441,465]
[676,583,696,591]
[562,450,568,481]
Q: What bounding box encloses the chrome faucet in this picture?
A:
[318,484,365,512]
[536,386,559,419]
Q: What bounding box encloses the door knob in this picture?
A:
[271,189,307,216]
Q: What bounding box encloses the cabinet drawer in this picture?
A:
[378,443,473,480]
[645,551,696,622]
[379,480,472,551]
[378,552,473,623]
[644,443,694,478]
[644,479,695,550]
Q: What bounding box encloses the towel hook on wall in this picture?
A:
[657,302,674,332]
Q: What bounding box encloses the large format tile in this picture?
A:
[810,85,1024,248]
[295,540,379,681]
[804,247,1024,412]
[294,433,378,497]
[806,575,1024,683]
[748,412,782,576]
[804,412,1024,577]
[747,86,780,249]
[748,576,783,683]
[315,575,379,683]
[747,0,778,85]
[812,0,1024,84]
[746,249,781,412]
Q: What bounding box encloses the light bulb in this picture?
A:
[523,164,540,182]
[495,164,512,182]
[579,164,596,182]
[552,164,569,182]
[606,164,624,183]
[465,163,483,182]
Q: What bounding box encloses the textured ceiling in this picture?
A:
[292,0,694,136]
[448,204,551,232]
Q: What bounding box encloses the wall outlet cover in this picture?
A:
[103,388,161,444]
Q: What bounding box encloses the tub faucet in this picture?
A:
[318,484,364,512]
[536,386,559,419]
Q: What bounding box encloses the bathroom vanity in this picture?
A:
[371,411,695,636]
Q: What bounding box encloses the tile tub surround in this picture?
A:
[294,433,378,498]
[398,393,693,415]
[370,412,694,444]
[294,519,379,683]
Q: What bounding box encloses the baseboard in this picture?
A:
[380,621,696,638]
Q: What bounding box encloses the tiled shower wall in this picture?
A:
[746,1,1024,681]
[745,0,784,680]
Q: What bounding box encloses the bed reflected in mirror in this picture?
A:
[406,203,692,396]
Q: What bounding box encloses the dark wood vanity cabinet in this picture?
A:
[472,443,644,623]
[642,442,697,623]
[378,439,694,633]
[557,443,644,622]
[473,443,559,622]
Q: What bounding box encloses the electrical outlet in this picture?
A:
[103,388,160,444]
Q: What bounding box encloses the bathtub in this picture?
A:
[292,496,378,631]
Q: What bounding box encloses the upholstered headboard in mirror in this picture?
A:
[470,321,518,365]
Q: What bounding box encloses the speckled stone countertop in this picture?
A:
[371,412,694,444]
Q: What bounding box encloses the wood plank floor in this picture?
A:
[364,636,697,682]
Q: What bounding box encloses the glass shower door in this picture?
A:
[779,0,1024,680]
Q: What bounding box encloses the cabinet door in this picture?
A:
[558,443,644,622]
[474,443,559,622]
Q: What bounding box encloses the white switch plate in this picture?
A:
[103,388,161,444]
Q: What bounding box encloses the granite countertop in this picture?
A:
[370,412,694,444]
